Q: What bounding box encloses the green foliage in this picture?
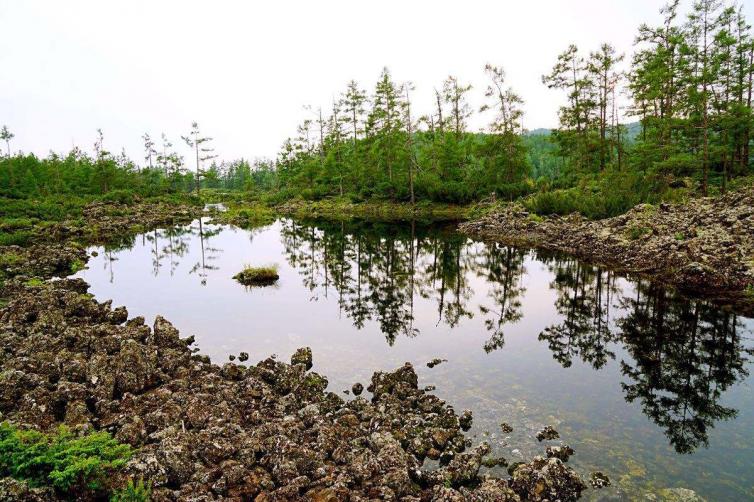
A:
[0,230,32,246]
[0,422,133,496]
[0,252,23,268]
[627,224,651,241]
[100,189,137,205]
[110,478,152,502]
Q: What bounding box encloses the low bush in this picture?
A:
[0,230,33,246]
[0,423,133,496]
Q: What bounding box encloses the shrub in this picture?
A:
[0,230,33,246]
[99,190,136,205]
[0,423,133,495]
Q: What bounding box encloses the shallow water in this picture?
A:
[76,217,754,501]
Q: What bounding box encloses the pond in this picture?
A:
[75,217,754,501]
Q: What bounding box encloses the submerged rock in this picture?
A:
[427,357,447,368]
[547,445,575,462]
[590,471,611,489]
[500,422,514,433]
[536,425,560,441]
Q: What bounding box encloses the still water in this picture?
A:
[75,217,754,501]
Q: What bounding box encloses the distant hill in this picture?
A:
[526,121,641,142]
[526,128,553,137]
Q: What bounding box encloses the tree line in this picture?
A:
[271,0,754,209]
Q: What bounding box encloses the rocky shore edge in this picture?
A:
[460,186,754,312]
[0,277,586,501]
[0,201,588,500]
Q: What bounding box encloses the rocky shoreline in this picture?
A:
[460,187,754,312]
[0,201,588,500]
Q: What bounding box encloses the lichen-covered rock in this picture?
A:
[546,445,574,462]
[459,409,473,431]
[510,456,586,501]
[536,425,559,441]
[291,346,313,369]
[0,478,54,501]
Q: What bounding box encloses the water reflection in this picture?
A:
[87,218,753,458]
[618,281,752,454]
[538,260,620,369]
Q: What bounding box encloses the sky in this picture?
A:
[1,0,752,164]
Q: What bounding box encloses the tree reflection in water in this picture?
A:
[278,219,753,454]
[617,281,752,454]
[539,255,753,454]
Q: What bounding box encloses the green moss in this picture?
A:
[627,225,651,241]
[24,278,44,287]
[0,422,133,496]
[70,259,85,274]
[745,284,754,299]
[0,252,23,268]
[233,264,279,286]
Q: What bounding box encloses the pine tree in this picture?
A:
[182,122,217,196]
[142,133,157,170]
[442,76,472,138]
[0,125,14,157]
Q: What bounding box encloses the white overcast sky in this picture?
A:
[2,0,752,164]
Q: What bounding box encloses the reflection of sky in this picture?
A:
[77,219,754,501]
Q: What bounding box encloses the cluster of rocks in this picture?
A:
[460,187,754,310]
[0,277,587,500]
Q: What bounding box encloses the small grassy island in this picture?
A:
[233,264,279,286]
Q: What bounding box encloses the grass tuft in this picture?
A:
[233,264,279,286]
